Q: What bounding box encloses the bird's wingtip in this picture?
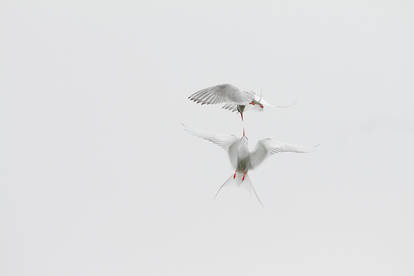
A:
[181,122,190,131]
[309,144,320,152]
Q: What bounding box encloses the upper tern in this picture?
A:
[187,84,274,120]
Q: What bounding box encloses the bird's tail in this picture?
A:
[215,173,263,206]
[214,175,234,199]
[241,174,264,207]
[273,99,298,108]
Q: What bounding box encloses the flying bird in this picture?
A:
[187,84,275,120]
[183,124,318,205]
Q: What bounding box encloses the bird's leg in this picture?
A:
[240,112,243,121]
[242,171,247,181]
[233,170,237,179]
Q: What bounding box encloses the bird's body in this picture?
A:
[183,125,318,205]
[188,84,270,120]
[234,135,250,174]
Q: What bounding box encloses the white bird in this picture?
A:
[188,84,275,120]
[183,124,318,205]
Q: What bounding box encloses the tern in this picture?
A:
[184,124,318,205]
[188,84,277,120]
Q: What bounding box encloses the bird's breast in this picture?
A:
[236,157,249,172]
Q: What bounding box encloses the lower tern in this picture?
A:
[184,125,318,205]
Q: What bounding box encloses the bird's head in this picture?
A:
[249,99,264,111]
[249,91,273,111]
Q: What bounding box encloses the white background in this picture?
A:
[1,0,414,275]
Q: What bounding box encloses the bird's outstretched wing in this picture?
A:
[222,104,238,112]
[249,138,318,169]
[183,124,240,168]
[188,84,254,105]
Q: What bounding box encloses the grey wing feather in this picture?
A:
[188,84,253,105]
[183,124,240,169]
[222,104,238,112]
[249,138,318,169]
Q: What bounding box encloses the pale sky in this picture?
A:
[1,0,414,275]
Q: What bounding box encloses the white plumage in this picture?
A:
[188,84,255,105]
[183,124,318,205]
[188,84,274,120]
